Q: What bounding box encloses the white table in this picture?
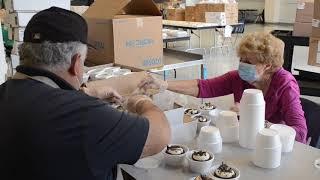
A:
[120,140,320,180]
[163,20,244,49]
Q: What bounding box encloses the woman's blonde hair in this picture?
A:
[237,32,285,68]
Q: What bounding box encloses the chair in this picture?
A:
[210,25,233,57]
[300,98,320,148]
[231,21,245,45]
[254,9,265,24]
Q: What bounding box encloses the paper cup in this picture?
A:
[253,146,282,169]
[256,128,282,149]
[187,150,214,174]
[162,144,189,167]
[270,124,296,153]
[240,89,265,105]
[197,140,222,154]
[198,126,222,143]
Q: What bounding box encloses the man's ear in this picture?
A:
[69,54,82,76]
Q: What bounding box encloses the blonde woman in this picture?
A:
[139,32,308,143]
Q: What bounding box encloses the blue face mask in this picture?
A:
[238,62,260,83]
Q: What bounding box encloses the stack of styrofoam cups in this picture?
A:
[239,89,265,149]
[270,124,296,153]
[209,109,220,125]
[216,111,239,143]
[197,126,222,154]
[253,128,282,169]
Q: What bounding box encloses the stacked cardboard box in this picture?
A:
[3,0,70,69]
[185,6,196,22]
[293,0,314,37]
[84,0,163,70]
[195,3,238,24]
[308,0,320,66]
[167,8,185,21]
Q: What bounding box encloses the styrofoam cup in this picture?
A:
[209,109,220,125]
[197,140,222,154]
[198,126,221,143]
[256,128,282,149]
[270,124,296,153]
[187,150,214,174]
[217,111,239,128]
[240,89,265,105]
[239,104,265,149]
[253,146,282,169]
[219,125,239,143]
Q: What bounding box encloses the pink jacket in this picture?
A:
[198,68,307,143]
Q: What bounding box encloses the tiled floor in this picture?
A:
[161,23,320,105]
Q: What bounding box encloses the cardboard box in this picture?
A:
[195,3,238,24]
[84,0,163,70]
[312,0,320,37]
[205,12,226,25]
[293,22,312,37]
[308,37,320,66]
[296,2,314,23]
[185,6,196,22]
[167,8,185,21]
[8,27,25,41]
[5,0,70,12]
[4,12,36,27]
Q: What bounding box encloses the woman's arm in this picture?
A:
[167,80,199,97]
[279,85,308,143]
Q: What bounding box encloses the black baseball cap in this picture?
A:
[24,7,91,46]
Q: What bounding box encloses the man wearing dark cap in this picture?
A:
[0,7,170,180]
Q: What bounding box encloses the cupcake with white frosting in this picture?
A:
[163,144,188,167]
[214,162,236,179]
[166,145,185,155]
[192,150,212,162]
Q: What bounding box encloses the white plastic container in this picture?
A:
[239,89,265,149]
[253,129,282,169]
[270,124,296,153]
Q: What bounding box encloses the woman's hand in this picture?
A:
[138,74,168,96]
[230,102,240,113]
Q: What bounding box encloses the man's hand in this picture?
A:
[138,74,168,96]
[125,95,153,114]
[81,86,122,103]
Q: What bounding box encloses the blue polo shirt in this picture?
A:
[0,66,149,180]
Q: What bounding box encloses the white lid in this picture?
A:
[259,128,279,137]
[270,124,296,137]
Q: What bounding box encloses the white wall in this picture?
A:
[238,0,265,11]
[265,0,298,23]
